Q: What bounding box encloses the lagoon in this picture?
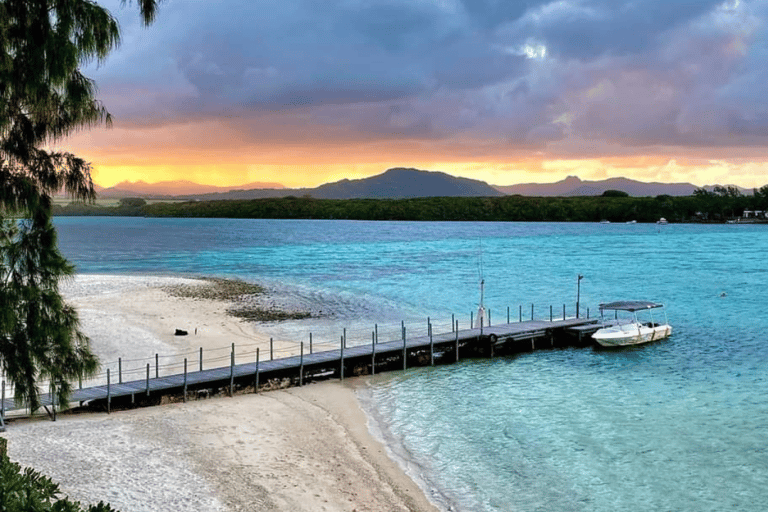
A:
[55,217,768,511]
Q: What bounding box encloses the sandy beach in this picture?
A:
[1,275,438,512]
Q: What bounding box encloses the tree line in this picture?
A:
[53,185,768,223]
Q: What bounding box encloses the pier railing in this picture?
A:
[1,302,592,424]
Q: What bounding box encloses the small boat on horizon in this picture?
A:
[592,300,672,347]
[657,217,668,224]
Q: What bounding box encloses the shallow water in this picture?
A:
[55,217,768,511]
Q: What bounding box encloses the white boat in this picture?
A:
[657,217,668,224]
[592,300,671,347]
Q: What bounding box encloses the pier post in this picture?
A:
[107,369,111,414]
[255,348,260,392]
[507,306,510,324]
[1,381,5,432]
[471,311,474,329]
[343,328,347,348]
[310,333,313,354]
[183,358,188,403]
[455,321,460,362]
[402,323,407,371]
[531,303,534,320]
[200,347,203,372]
[519,305,522,322]
[587,307,590,318]
[429,321,434,366]
[119,358,122,384]
[372,331,376,375]
[232,343,235,365]
[229,349,235,396]
[375,324,379,344]
[489,309,491,326]
[146,364,150,396]
[155,353,159,378]
[340,336,345,380]
[563,304,566,320]
[300,342,304,387]
[550,305,553,321]
[270,338,274,360]
[452,314,455,332]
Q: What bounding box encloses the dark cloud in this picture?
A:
[86,0,768,155]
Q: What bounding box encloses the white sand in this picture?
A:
[1,275,437,512]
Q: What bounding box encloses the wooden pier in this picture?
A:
[0,315,604,425]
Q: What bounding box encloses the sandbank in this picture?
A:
[1,274,438,512]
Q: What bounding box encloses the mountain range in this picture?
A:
[93,168,754,200]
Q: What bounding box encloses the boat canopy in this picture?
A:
[598,300,664,312]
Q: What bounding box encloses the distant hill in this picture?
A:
[98,180,285,198]
[495,176,699,197]
[309,168,503,199]
[495,176,752,197]
[165,167,503,201]
[90,169,757,202]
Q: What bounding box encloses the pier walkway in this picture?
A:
[1,315,603,426]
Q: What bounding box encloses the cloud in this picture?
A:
[73,0,768,187]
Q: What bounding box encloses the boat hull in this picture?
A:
[592,323,672,347]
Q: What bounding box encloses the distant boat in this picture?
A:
[626,220,637,224]
[599,219,611,224]
[592,301,671,347]
[657,218,668,224]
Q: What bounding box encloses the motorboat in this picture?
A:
[592,300,671,347]
[657,217,668,224]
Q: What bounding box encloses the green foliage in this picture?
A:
[0,450,120,511]
[117,197,146,208]
[100,192,757,223]
[1,0,161,411]
[601,190,629,197]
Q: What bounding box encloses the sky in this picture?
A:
[63,0,768,189]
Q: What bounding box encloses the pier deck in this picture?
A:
[0,316,603,423]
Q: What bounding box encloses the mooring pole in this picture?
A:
[183,358,188,403]
[563,304,566,320]
[531,303,534,320]
[507,306,510,324]
[577,274,583,318]
[118,358,122,384]
[146,364,150,396]
[270,338,274,360]
[155,353,159,378]
[199,347,203,372]
[375,323,378,344]
[309,332,313,354]
[519,305,522,322]
[340,335,345,380]
[550,305,553,321]
[488,309,491,327]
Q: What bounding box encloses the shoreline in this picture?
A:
[1,274,438,512]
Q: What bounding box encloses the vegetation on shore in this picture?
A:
[0,438,119,512]
[53,185,768,223]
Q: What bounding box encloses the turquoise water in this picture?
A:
[55,217,768,511]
